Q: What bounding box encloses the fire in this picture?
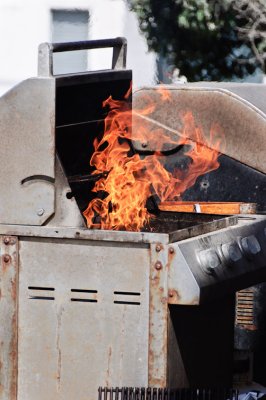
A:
[83,86,224,231]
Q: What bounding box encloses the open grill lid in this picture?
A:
[132,84,266,174]
[132,85,266,214]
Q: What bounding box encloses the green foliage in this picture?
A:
[128,0,264,81]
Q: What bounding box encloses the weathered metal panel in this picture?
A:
[148,243,168,387]
[167,244,200,305]
[0,77,55,225]
[0,236,18,400]
[188,82,266,115]
[17,238,150,400]
[0,224,169,245]
[46,156,85,228]
[133,86,266,174]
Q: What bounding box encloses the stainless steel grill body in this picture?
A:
[0,39,266,400]
[1,214,266,399]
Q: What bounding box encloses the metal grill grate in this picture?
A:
[98,388,239,400]
[235,288,255,329]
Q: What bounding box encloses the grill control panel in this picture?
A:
[240,235,261,258]
[198,248,221,274]
[221,241,243,264]
[199,234,262,274]
[176,217,266,302]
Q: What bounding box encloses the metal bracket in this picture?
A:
[0,236,18,400]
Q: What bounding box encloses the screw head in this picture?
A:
[3,237,10,245]
[141,142,148,148]
[168,290,174,298]
[3,254,11,263]
[37,208,45,216]
[156,244,162,252]
[155,261,162,270]
[169,247,175,254]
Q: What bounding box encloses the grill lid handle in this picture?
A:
[38,37,127,77]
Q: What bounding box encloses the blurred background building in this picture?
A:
[0,0,157,96]
[0,0,265,94]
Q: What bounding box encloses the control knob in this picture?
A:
[198,248,221,274]
[239,235,261,259]
[221,241,242,265]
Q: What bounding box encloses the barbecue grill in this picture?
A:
[0,38,266,400]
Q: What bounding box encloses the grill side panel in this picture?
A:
[0,78,55,225]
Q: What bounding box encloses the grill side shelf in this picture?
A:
[168,215,237,243]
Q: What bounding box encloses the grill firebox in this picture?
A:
[0,39,266,400]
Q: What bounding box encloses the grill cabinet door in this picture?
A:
[17,237,149,400]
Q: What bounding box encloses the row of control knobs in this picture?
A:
[198,234,262,274]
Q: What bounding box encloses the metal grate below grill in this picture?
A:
[235,288,255,330]
[98,388,239,400]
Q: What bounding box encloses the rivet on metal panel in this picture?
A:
[155,244,162,252]
[169,247,175,254]
[3,254,11,263]
[3,237,10,245]
[141,142,148,148]
[155,261,162,270]
[0,234,18,399]
[149,244,168,387]
[168,289,181,304]
[37,208,45,216]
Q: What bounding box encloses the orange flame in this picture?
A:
[83,86,224,231]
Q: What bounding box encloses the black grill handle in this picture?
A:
[38,37,127,77]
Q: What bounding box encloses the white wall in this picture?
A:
[0,0,157,95]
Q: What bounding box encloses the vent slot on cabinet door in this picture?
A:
[28,286,55,300]
[113,291,141,305]
[71,288,98,303]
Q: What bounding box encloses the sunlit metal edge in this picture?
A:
[0,224,169,244]
[168,215,238,243]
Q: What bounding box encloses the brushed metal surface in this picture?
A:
[17,237,150,400]
[0,224,169,244]
[46,156,85,228]
[0,77,55,225]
